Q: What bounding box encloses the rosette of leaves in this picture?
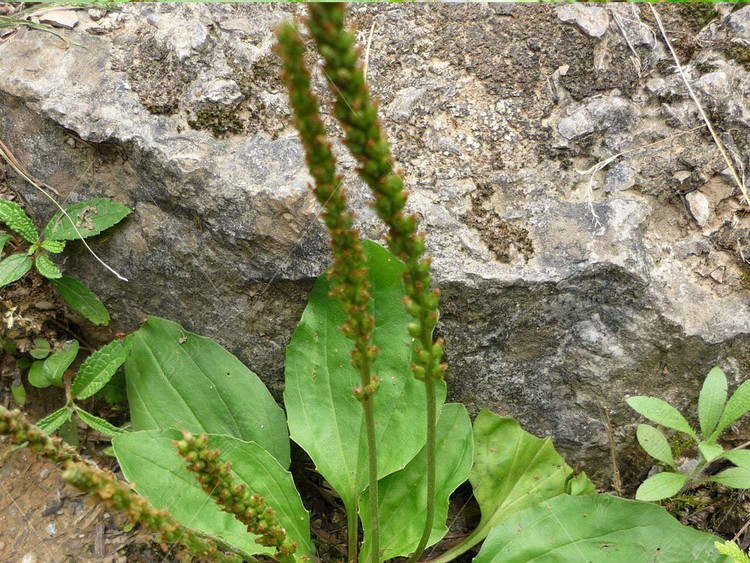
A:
[0,197,131,325]
[34,336,132,441]
[628,366,750,501]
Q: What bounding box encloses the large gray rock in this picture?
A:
[1,3,750,484]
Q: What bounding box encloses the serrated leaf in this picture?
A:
[36,407,71,434]
[11,381,26,406]
[74,408,125,436]
[0,199,38,243]
[52,276,110,326]
[28,360,53,388]
[0,254,32,287]
[626,396,697,439]
[715,540,750,563]
[113,430,311,560]
[636,424,675,469]
[285,241,446,519]
[699,441,724,463]
[636,471,688,501]
[699,367,728,438]
[43,198,132,241]
[434,410,595,562]
[45,340,80,386]
[474,494,729,563]
[712,379,750,440]
[708,467,750,489]
[30,338,51,360]
[71,338,132,400]
[40,239,65,253]
[126,317,290,469]
[35,254,62,279]
[0,232,13,254]
[721,450,750,470]
[359,404,473,562]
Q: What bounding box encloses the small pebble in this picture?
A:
[45,523,57,537]
[39,469,50,481]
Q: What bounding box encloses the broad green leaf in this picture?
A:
[712,379,750,440]
[284,241,446,517]
[699,441,724,463]
[721,449,750,470]
[44,340,79,387]
[566,472,597,496]
[74,407,125,436]
[0,254,32,287]
[93,369,128,404]
[0,199,37,243]
[699,367,728,438]
[43,198,132,241]
[627,396,698,439]
[35,254,62,279]
[635,471,687,501]
[36,407,71,434]
[71,338,131,400]
[30,338,50,360]
[40,239,65,253]
[0,232,13,254]
[360,404,473,562]
[708,467,750,489]
[11,381,26,406]
[52,276,110,326]
[433,410,594,563]
[28,361,53,388]
[113,430,311,560]
[125,316,290,468]
[637,424,675,469]
[474,494,730,563]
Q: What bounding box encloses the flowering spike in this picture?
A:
[175,431,297,563]
[0,407,240,563]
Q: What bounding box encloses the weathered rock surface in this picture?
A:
[1,3,750,483]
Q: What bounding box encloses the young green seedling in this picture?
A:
[628,366,750,501]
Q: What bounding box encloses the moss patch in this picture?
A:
[725,41,750,70]
[188,104,244,138]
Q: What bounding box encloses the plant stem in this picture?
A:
[347,507,358,563]
[407,379,437,563]
[363,396,379,563]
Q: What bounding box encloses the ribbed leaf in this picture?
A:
[433,410,594,563]
[627,396,697,439]
[35,254,62,279]
[0,232,12,253]
[113,430,311,560]
[40,239,65,253]
[285,241,446,518]
[126,317,290,468]
[635,471,687,501]
[0,199,37,243]
[0,254,32,287]
[708,467,750,489]
[712,379,750,440]
[44,198,132,241]
[721,450,750,470]
[699,367,728,439]
[636,424,675,469]
[359,404,473,562]
[71,338,131,400]
[36,407,71,435]
[75,408,125,436]
[52,276,110,326]
[474,494,729,562]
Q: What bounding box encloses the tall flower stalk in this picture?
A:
[0,407,240,563]
[306,4,446,562]
[277,20,381,563]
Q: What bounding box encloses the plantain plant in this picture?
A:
[0,4,741,563]
[628,366,750,501]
